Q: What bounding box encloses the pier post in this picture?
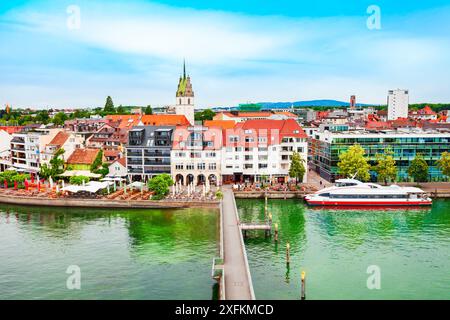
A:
[268,212,272,225]
[274,223,279,242]
[301,271,306,300]
[286,242,290,265]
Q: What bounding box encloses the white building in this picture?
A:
[108,158,127,178]
[388,89,409,120]
[221,119,308,184]
[171,125,222,186]
[0,130,12,171]
[40,131,84,165]
[11,128,60,174]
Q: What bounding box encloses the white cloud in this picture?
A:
[1,1,450,107]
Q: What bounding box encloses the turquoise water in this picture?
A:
[1,200,449,300]
[237,199,450,300]
[0,205,218,299]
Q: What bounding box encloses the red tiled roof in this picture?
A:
[116,157,126,167]
[204,120,236,129]
[0,126,24,134]
[106,115,141,129]
[223,119,307,147]
[140,115,190,126]
[274,111,297,118]
[66,148,100,165]
[48,131,69,147]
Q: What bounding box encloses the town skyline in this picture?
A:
[1,0,450,108]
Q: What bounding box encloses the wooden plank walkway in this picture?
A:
[221,186,255,300]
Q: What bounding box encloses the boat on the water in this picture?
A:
[304,179,432,206]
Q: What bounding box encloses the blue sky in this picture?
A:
[1,0,450,108]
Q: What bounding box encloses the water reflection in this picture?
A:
[0,204,219,300]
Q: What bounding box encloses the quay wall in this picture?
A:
[0,194,219,209]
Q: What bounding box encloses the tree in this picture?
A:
[408,154,429,183]
[52,112,68,126]
[104,96,115,114]
[289,152,306,184]
[70,175,90,185]
[337,144,371,181]
[373,150,397,185]
[117,105,125,114]
[35,110,50,124]
[90,150,103,172]
[194,109,215,122]
[40,148,65,179]
[144,105,153,115]
[436,151,450,181]
[148,174,174,200]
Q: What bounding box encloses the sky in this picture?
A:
[0,0,450,109]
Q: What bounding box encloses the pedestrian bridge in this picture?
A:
[214,186,255,300]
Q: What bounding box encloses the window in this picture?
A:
[209,163,216,170]
[186,164,194,170]
[244,164,253,169]
[175,164,184,170]
[258,163,268,169]
[197,163,205,170]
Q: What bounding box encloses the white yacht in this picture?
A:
[304,179,432,206]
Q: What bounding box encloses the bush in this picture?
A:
[215,189,223,199]
[147,174,174,199]
[70,176,90,185]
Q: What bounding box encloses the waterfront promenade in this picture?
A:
[221,186,255,300]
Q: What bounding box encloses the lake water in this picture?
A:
[237,198,450,300]
[0,205,218,299]
[1,199,449,300]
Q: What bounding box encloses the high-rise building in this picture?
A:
[175,61,195,125]
[387,89,409,120]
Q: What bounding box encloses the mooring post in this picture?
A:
[268,212,272,224]
[274,223,279,242]
[286,242,290,265]
[301,271,306,300]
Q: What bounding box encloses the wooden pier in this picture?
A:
[216,186,255,300]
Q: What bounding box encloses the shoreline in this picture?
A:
[0,193,219,209]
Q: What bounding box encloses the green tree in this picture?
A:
[408,154,429,183]
[144,105,153,115]
[70,175,90,185]
[436,151,450,181]
[104,96,115,114]
[147,174,174,200]
[337,144,371,181]
[52,112,68,126]
[90,150,104,172]
[35,110,50,124]
[40,148,65,179]
[289,152,306,184]
[117,105,125,114]
[194,109,215,122]
[374,150,397,185]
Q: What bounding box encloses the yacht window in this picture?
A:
[318,193,330,197]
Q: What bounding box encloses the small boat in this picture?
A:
[304,179,432,206]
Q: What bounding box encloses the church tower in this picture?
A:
[175,61,195,125]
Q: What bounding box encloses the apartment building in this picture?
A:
[40,131,84,165]
[221,119,308,184]
[310,129,450,182]
[125,126,175,181]
[171,125,222,186]
[10,128,60,174]
[388,89,409,120]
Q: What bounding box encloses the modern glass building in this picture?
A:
[310,129,450,182]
